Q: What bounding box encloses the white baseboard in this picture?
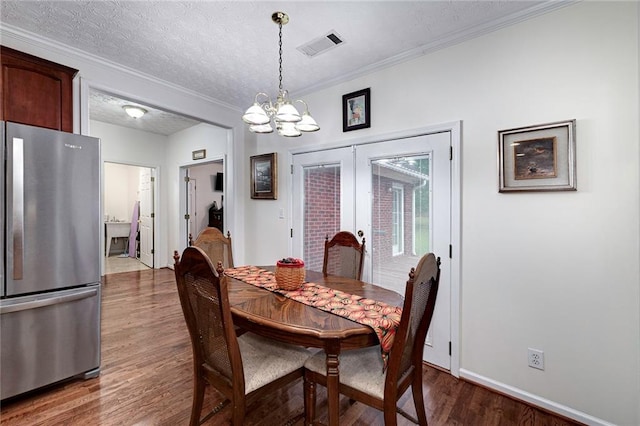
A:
[458,369,616,426]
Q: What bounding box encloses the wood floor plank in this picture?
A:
[0,268,583,426]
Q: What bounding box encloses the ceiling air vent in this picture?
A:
[297,31,344,58]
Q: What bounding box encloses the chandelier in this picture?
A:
[242,11,320,137]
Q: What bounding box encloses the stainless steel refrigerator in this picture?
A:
[1,121,101,400]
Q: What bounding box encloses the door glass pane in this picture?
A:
[371,155,431,291]
[303,164,340,272]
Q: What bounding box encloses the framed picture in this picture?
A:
[192,149,206,160]
[342,88,371,132]
[498,119,576,192]
[250,153,277,199]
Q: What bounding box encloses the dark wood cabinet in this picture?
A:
[209,207,223,233]
[1,46,78,132]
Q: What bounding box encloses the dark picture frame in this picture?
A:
[498,119,576,192]
[342,88,371,132]
[250,153,277,199]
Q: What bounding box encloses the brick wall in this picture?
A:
[371,177,414,266]
[304,167,341,272]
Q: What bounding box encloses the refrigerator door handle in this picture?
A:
[12,137,24,280]
[0,287,99,314]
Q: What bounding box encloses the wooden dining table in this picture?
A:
[226,266,404,426]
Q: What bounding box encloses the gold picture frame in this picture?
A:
[192,149,206,160]
[250,153,277,199]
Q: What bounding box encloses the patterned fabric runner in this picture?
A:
[225,265,402,369]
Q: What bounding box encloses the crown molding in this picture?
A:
[295,0,577,98]
[0,23,242,113]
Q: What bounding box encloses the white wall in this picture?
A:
[165,123,233,263]
[90,120,169,266]
[103,163,140,223]
[1,26,249,270]
[188,162,224,235]
[91,121,231,268]
[243,3,639,425]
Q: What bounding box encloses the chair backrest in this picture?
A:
[386,253,441,383]
[189,227,234,269]
[322,231,365,281]
[173,246,245,397]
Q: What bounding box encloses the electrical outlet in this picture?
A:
[528,348,544,370]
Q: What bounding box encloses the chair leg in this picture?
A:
[231,406,245,426]
[190,375,206,426]
[383,404,399,426]
[304,374,317,425]
[411,377,428,426]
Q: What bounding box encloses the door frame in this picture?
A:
[101,161,158,275]
[390,182,405,257]
[179,157,226,250]
[138,166,156,268]
[288,121,461,377]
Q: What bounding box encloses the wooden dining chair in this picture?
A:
[173,246,312,426]
[304,253,441,426]
[322,231,365,281]
[188,227,234,269]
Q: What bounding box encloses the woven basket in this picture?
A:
[275,259,305,290]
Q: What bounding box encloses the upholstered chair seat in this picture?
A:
[238,333,310,394]
[305,345,386,399]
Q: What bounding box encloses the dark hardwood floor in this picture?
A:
[0,268,582,426]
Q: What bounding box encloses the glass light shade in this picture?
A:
[295,113,320,132]
[123,105,147,119]
[249,123,274,133]
[242,104,270,125]
[278,122,301,137]
[275,102,301,123]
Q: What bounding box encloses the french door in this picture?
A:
[292,131,452,369]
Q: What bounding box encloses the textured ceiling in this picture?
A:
[0,1,557,135]
[89,90,201,135]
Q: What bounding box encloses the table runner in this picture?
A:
[224,265,402,369]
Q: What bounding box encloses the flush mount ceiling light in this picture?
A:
[242,11,319,137]
[122,105,147,119]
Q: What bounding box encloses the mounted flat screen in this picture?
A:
[215,172,223,191]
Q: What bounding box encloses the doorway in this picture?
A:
[292,124,460,373]
[103,162,155,274]
[180,159,225,246]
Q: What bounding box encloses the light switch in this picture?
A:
[279,208,285,219]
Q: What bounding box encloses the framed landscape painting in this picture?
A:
[498,120,576,192]
[250,153,277,199]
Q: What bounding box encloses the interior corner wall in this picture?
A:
[244,2,639,425]
[166,123,229,262]
[187,161,224,236]
[90,120,169,267]
[1,28,247,270]
[103,162,140,222]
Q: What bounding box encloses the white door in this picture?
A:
[291,147,355,273]
[292,131,451,370]
[139,167,154,268]
[354,133,451,369]
[186,175,197,242]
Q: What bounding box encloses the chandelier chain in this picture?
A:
[278,22,283,91]
[241,12,319,136]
